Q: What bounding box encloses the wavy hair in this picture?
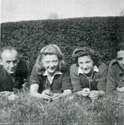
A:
[72,46,100,66]
[35,44,67,74]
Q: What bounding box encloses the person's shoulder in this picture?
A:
[97,62,108,72]
[70,64,78,69]
[19,59,29,64]
[70,64,78,73]
[60,62,69,72]
[99,62,108,67]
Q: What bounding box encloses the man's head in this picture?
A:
[117,43,124,70]
[0,46,20,74]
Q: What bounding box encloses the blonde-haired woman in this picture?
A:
[30,44,72,100]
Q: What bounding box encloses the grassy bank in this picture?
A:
[0,91,124,125]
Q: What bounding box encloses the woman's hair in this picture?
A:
[72,46,100,66]
[35,44,67,74]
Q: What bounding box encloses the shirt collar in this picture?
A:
[43,70,62,84]
[78,65,99,75]
[43,70,62,76]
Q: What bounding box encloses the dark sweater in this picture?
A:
[70,63,108,92]
[106,59,124,94]
[30,64,72,93]
[0,59,31,92]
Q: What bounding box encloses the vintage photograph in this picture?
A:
[1,0,124,124]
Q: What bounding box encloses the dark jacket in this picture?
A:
[106,59,124,94]
[70,63,108,92]
[0,59,31,92]
[30,64,72,93]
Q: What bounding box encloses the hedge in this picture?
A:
[1,16,124,66]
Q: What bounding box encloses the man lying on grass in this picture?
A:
[106,42,124,94]
[0,46,31,100]
[70,46,108,100]
[30,44,72,100]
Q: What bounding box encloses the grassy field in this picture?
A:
[0,90,124,125]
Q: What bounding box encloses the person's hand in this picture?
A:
[82,88,90,97]
[117,86,124,92]
[51,93,62,100]
[41,89,52,100]
[8,94,18,101]
[0,91,14,97]
[89,91,99,100]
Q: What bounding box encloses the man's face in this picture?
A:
[117,50,124,70]
[1,50,19,74]
[41,54,59,75]
[78,55,94,75]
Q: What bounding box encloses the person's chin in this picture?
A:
[83,70,91,74]
[8,70,16,74]
[48,70,56,74]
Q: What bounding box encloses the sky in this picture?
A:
[1,0,124,23]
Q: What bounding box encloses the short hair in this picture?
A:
[72,46,100,66]
[116,42,124,52]
[0,46,19,59]
[35,44,67,74]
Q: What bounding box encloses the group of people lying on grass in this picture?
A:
[0,43,124,100]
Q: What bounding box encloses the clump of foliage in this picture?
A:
[1,17,124,66]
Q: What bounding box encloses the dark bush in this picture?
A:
[1,17,124,66]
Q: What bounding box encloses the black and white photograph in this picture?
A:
[1,0,124,124]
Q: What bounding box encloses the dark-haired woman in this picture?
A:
[70,46,108,100]
[30,44,72,100]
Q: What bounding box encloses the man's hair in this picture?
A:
[116,42,124,53]
[0,46,19,59]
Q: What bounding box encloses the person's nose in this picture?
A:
[10,62,14,67]
[83,64,87,69]
[49,62,54,67]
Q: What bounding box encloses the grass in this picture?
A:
[0,90,124,125]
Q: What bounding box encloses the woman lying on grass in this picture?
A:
[70,46,108,100]
[30,44,72,100]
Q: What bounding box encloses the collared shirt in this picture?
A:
[43,70,62,84]
[78,65,99,75]
[30,65,72,93]
[70,63,108,92]
[106,59,124,94]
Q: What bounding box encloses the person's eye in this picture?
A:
[6,61,10,64]
[13,60,18,64]
[117,58,122,61]
[86,61,91,63]
[46,61,50,64]
[53,60,58,63]
[79,62,83,64]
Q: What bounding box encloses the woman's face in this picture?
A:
[41,54,59,75]
[78,55,94,75]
